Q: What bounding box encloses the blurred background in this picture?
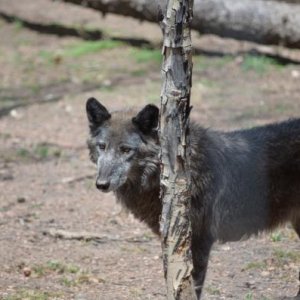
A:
[0,0,299,299]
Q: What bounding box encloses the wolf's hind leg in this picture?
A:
[292,218,300,296]
[191,232,213,300]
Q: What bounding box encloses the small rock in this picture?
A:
[17,197,26,204]
[103,79,112,87]
[221,245,231,251]
[65,105,73,113]
[23,267,31,277]
[0,173,14,181]
[53,55,62,65]
[10,109,22,119]
[245,280,256,288]
[235,55,243,65]
[44,93,56,101]
[17,262,25,269]
[261,271,270,277]
[75,293,87,300]
[89,277,100,284]
[291,70,300,78]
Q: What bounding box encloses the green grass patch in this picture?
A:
[214,55,234,67]
[245,292,253,300]
[0,132,11,140]
[200,78,218,89]
[31,260,99,287]
[33,144,61,160]
[241,55,282,74]
[244,261,267,271]
[33,260,80,277]
[192,55,210,71]
[131,48,161,64]
[63,40,123,57]
[146,94,160,104]
[130,69,147,77]
[40,40,123,63]
[15,143,62,162]
[29,84,42,94]
[194,55,233,72]
[76,273,93,284]
[13,19,24,31]
[34,144,50,160]
[60,272,103,287]
[32,264,47,277]
[59,276,76,287]
[273,249,300,264]
[39,50,54,63]
[270,231,283,242]
[3,290,60,300]
[205,284,221,295]
[244,248,300,274]
[274,103,291,114]
[16,148,31,158]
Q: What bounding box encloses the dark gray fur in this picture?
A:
[86,98,300,299]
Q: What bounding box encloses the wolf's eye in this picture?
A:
[98,143,106,150]
[120,146,131,154]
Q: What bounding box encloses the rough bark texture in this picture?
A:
[194,0,300,48]
[159,0,195,299]
[60,0,300,48]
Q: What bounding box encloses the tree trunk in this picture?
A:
[159,0,195,299]
[60,0,300,48]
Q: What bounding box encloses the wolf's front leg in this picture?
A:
[191,232,214,299]
[292,218,300,296]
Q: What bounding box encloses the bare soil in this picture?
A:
[0,1,299,299]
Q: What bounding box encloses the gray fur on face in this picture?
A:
[87,109,160,192]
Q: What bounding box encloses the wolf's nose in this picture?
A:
[96,181,110,191]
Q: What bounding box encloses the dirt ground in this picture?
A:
[0,1,300,299]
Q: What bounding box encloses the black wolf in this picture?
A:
[86,98,300,299]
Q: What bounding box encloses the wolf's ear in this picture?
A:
[132,104,159,134]
[86,98,111,131]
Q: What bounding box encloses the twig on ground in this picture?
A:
[61,174,94,184]
[43,228,153,243]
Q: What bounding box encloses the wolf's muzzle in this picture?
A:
[96,180,110,192]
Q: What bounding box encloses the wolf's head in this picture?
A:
[86,98,160,193]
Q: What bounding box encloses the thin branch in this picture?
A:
[43,228,153,243]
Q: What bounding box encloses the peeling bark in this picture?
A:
[60,0,300,48]
[159,0,195,299]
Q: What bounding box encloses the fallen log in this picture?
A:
[266,0,300,3]
[59,0,300,49]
